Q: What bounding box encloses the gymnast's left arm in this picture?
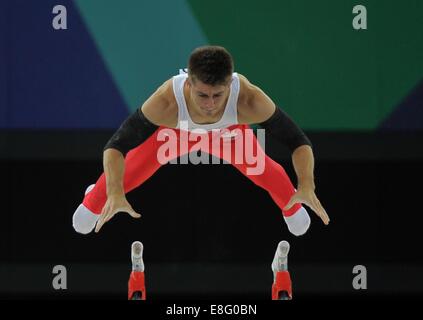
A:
[239,75,330,225]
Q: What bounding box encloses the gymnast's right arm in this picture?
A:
[101,108,159,198]
[95,80,174,232]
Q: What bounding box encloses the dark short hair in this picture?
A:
[188,46,234,86]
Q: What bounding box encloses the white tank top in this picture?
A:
[172,70,240,131]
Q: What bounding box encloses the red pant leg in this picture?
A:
[207,125,301,217]
[82,127,189,214]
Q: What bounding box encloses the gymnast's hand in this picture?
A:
[283,186,330,225]
[95,194,141,233]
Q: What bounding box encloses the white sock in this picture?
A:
[72,203,100,234]
[72,184,99,235]
[283,207,310,236]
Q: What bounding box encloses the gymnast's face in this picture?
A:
[186,76,231,117]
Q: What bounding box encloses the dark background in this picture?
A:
[1,131,422,300]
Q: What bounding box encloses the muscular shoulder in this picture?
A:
[140,78,178,127]
[237,73,256,104]
[237,74,276,124]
